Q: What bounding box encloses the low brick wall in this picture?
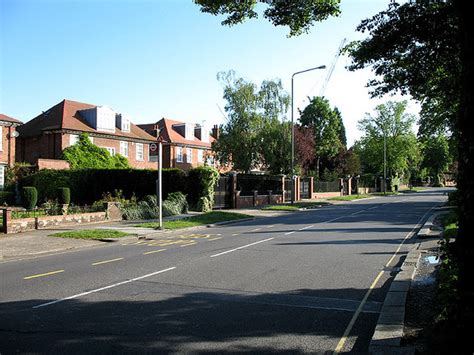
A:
[312,192,341,199]
[2,202,122,234]
[357,187,377,194]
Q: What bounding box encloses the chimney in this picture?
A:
[211,124,220,139]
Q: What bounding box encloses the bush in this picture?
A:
[197,196,213,213]
[21,186,38,210]
[57,187,71,205]
[0,191,14,206]
[187,166,219,210]
[166,192,188,213]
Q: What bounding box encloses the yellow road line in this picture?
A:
[143,249,166,255]
[208,237,222,241]
[92,258,124,266]
[24,269,64,280]
[333,270,384,353]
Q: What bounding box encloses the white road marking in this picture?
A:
[210,238,274,258]
[32,267,176,309]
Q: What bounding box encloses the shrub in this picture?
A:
[57,187,71,205]
[0,191,14,206]
[166,192,188,213]
[21,186,38,210]
[187,166,219,210]
[197,196,213,213]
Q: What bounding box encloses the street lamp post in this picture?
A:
[291,65,326,204]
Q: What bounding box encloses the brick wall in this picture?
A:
[0,125,17,166]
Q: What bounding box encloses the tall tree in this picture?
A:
[356,101,419,179]
[194,0,341,37]
[212,71,290,173]
[298,96,345,178]
[421,134,452,186]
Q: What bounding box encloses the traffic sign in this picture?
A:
[150,143,157,152]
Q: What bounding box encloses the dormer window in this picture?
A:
[116,113,131,133]
[185,124,194,141]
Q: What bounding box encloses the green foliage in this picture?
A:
[421,134,453,185]
[166,192,188,214]
[299,96,347,178]
[346,1,459,136]
[57,187,71,205]
[20,168,187,205]
[187,166,219,211]
[356,101,420,179]
[0,191,14,205]
[213,71,290,173]
[122,193,188,220]
[4,162,35,191]
[21,186,38,210]
[62,133,130,169]
[194,0,341,37]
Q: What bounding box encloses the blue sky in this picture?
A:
[1,0,417,146]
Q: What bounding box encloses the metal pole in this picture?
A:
[290,65,326,205]
[383,133,387,194]
[158,139,163,229]
[291,75,295,204]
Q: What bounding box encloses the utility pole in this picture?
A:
[154,125,164,229]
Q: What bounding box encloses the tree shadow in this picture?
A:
[0,280,398,354]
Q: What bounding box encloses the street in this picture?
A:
[0,190,447,354]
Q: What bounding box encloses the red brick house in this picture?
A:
[16,99,157,169]
[138,118,217,171]
[0,114,22,189]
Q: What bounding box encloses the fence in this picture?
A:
[313,180,340,193]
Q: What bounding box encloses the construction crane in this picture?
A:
[319,38,347,97]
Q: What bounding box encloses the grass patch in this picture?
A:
[50,229,133,240]
[135,211,252,229]
[262,201,330,211]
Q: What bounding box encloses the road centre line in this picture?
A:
[92,258,123,266]
[210,238,274,258]
[24,269,64,280]
[333,206,435,354]
[32,267,176,309]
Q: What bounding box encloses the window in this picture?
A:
[136,143,144,161]
[185,124,194,140]
[105,147,115,156]
[176,147,183,162]
[186,148,192,163]
[70,134,79,146]
[0,126,3,151]
[120,141,129,157]
[197,149,203,163]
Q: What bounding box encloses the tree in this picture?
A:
[194,0,341,37]
[421,134,452,186]
[298,96,346,178]
[62,133,130,169]
[294,125,315,175]
[356,101,420,180]
[212,71,290,173]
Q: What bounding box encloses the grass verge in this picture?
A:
[50,229,134,240]
[136,211,253,230]
[327,194,371,201]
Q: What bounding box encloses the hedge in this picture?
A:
[20,168,187,205]
[18,167,219,208]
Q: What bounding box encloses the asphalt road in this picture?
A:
[0,189,448,354]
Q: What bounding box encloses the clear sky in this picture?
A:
[0,0,418,146]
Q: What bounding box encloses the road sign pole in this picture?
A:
[158,139,163,229]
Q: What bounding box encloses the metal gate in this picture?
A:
[214,175,232,209]
[300,178,310,199]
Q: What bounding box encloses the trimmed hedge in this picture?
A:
[0,191,15,206]
[18,167,220,209]
[22,186,38,210]
[57,187,71,205]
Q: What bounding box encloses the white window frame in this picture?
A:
[136,143,144,161]
[186,148,192,163]
[69,134,79,146]
[120,141,129,157]
[176,147,183,163]
[105,147,116,156]
[197,149,203,163]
